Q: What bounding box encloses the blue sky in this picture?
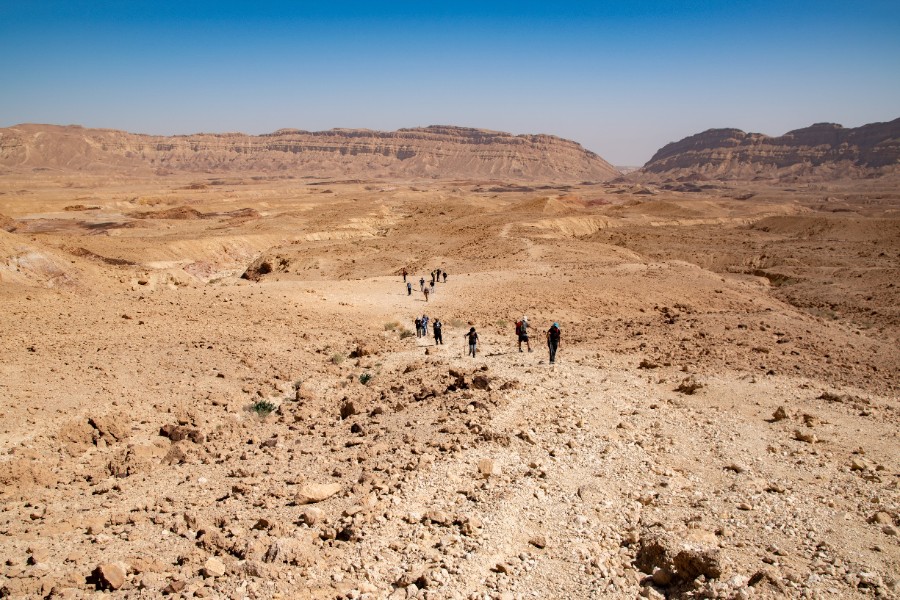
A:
[2,1,899,165]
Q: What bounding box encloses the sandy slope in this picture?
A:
[0,175,897,599]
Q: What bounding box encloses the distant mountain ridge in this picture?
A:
[641,118,900,181]
[0,124,619,182]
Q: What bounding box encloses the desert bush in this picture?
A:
[384,321,401,331]
[399,329,415,339]
[250,400,276,417]
[449,318,466,328]
[331,352,345,365]
[359,373,373,385]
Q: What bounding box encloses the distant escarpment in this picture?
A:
[641,118,900,181]
[0,124,618,182]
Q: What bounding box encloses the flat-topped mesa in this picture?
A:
[0,124,619,182]
[641,118,900,181]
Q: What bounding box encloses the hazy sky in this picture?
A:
[2,1,899,165]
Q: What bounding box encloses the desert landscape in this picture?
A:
[0,122,898,600]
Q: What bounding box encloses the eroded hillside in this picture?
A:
[0,173,898,599]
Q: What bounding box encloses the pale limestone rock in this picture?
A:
[295,483,342,504]
[203,557,226,578]
[478,458,500,478]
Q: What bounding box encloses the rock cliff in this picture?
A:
[641,118,900,181]
[0,124,618,182]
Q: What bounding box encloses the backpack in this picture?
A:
[549,326,560,341]
[515,321,522,336]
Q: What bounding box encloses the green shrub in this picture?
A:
[251,400,276,417]
[359,373,373,385]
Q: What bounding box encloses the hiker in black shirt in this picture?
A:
[547,322,561,364]
[465,327,478,358]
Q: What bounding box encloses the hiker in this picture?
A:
[429,280,435,295]
[421,314,429,336]
[423,287,430,302]
[415,317,423,337]
[465,327,479,358]
[442,271,447,283]
[407,281,412,296]
[402,268,408,282]
[433,319,443,345]
[419,277,425,292]
[436,268,442,282]
[547,322,561,364]
[516,316,532,353]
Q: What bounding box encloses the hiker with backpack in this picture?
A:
[421,314,429,336]
[464,327,479,358]
[433,319,443,345]
[546,322,561,364]
[423,286,430,302]
[515,316,532,353]
[407,281,412,296]
[419,277,425,292]
[402,268,408,282]
[414,317,423,338]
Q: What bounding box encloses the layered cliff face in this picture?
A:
[0,124,618,182]
[641,118,900,180]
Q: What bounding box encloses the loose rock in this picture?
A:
[295,483,342,505]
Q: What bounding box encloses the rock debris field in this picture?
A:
[0,173,898,599]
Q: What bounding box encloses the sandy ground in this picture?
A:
[0,173,898,599]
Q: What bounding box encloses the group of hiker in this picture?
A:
[400,269,561,364]
[414,315,443,344]
[402,268,447,302]
[509,316,562,363]
[413,314,561,363]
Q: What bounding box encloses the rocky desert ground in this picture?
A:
[1,167,898,600]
